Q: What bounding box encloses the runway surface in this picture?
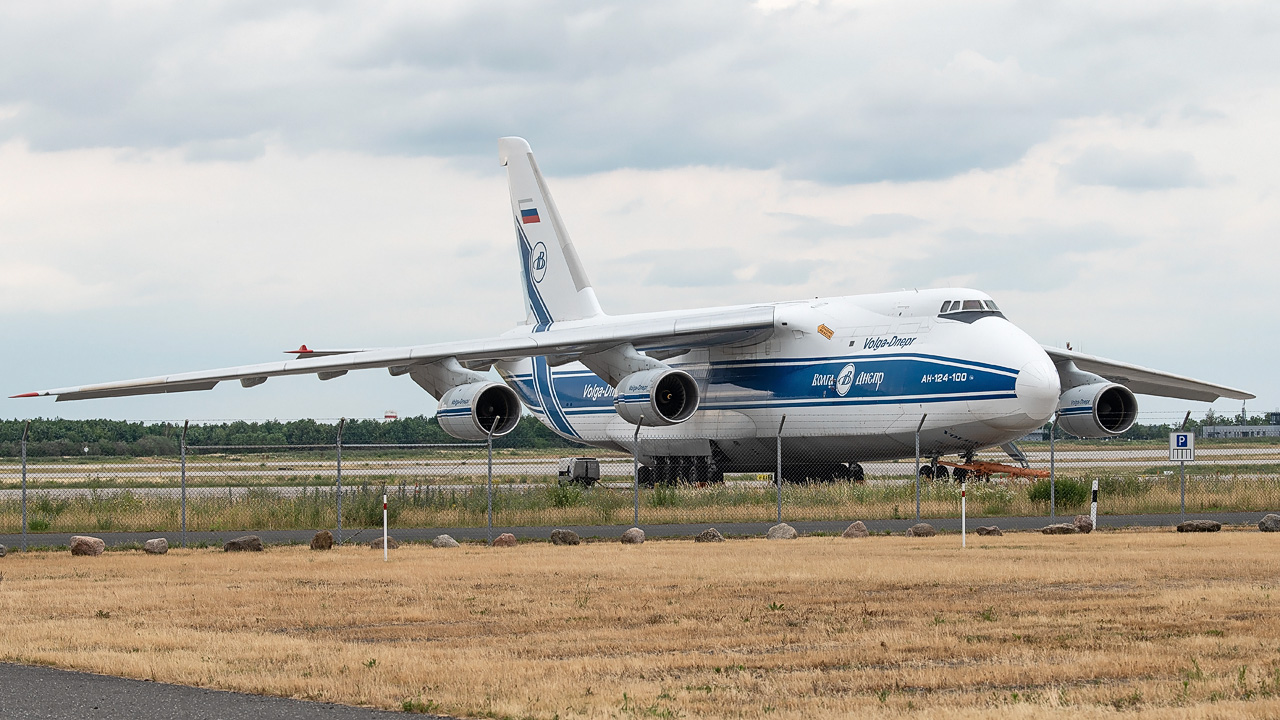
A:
[0,663,455,720]
[1,511,1271,550]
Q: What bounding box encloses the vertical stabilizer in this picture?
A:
[499,137,604,329]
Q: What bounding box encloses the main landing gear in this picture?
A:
[637,456,725,487]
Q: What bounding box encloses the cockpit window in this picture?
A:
[939,301,950,313]
[984,300,999,311]
[962,300,983,311]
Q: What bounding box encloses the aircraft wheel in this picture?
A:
[849,463,865,484]
[918,465,935,480]
[638,466,656,488]
[952,467,969,483]
[933,465,950,480]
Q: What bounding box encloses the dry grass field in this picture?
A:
[2,531,1280,719]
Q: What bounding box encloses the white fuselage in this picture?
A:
[497,287,1060,471]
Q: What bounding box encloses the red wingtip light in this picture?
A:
[287,344,312,354]
[10,392,39,398]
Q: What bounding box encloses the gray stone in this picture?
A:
[143,538,168,555]
[0,544,6,558]
[620,527,645,544]
[695,528,725,543]
[310,530,333,550]
[841,521,870,538]
[223,535,263,552]
[906,523,936,538]
[975,526,1003,536]
[550,529,581,546]
[369,536,400,549]
[1074,515,1094,534]
[1041,523,1078,535]
[492,533,518,547]
[1259,514,1280,532]
[1177,520,1222,533]
[432,534,460,548]
[70,536,106,556]
[767,523,798,540]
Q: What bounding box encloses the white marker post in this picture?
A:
[382,494,388,562]
[961,480,967,548]
[1090,479,1098,529]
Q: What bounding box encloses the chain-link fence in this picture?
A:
[3,412,1278,547]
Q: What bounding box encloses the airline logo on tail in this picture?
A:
[530,242,548,283]
[519,198,541,224]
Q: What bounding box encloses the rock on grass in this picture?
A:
[975,526,1003,536]
[620,528,645,544]
[311,530,334,550]
[1041,524,1078,535]
[1074,515,1094,534]
[223,536,263,552]
[70,536,105,556]
[695,528,725,543]
[493,533,518,547]
[550,529,581,546]
[1177,520,1221,533]
[767,523,798,540]
[841,522,869,538]
[1259,514,1280,532]
[432,535,460,548]
[369,537,400,549]
[906,523,936,537]
[143,538,168,555]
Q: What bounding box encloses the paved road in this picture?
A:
[0,663,454,720]
[2,511,1272,550]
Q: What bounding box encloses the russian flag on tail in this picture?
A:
[519,198,540,224]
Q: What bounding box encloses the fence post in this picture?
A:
[633,418,643,527]
[335,417,345,545]
[1049,415,1056,519]
[776,415,786,524]
[487,416,499,545]
[181,420,189,548]
[21,420,29,552]
[914,414,927,522]
[961,479,967,548]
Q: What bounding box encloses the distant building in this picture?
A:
[1018,428,1051,442]
[1201,425,1280,439]
[1270,412,1280,426]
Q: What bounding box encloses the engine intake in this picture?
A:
[436,382,521,441]
[1057,382,1138,438]
[613,368,699,426]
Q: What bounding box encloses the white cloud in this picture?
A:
[1,2,1277,421]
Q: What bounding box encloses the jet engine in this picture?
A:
[613,368,700,426]
[436,382,521,441]
[1057,382,1138,438]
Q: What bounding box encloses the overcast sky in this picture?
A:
[2,0,1276,424]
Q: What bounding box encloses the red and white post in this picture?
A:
[382,494,388,562]
[961,480,967,548]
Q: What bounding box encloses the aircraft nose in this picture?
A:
[1015,353,1060,424]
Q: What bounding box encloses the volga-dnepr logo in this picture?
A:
[530,242,548,284]
[835,364,855,397]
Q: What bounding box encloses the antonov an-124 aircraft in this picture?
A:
[15,137,1254,484]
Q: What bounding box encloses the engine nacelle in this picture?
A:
[1057,382,1138,438]
[613,368,700,426]
[436,382,521,441]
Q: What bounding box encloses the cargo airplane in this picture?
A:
[14,137,1254,484]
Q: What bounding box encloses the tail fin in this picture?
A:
[499,137,603,329]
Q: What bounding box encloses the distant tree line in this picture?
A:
[1038,412,1274,442]
[0,416,585,458]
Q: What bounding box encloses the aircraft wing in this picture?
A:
[1042,346,1254,403]
[13,307,776,402]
